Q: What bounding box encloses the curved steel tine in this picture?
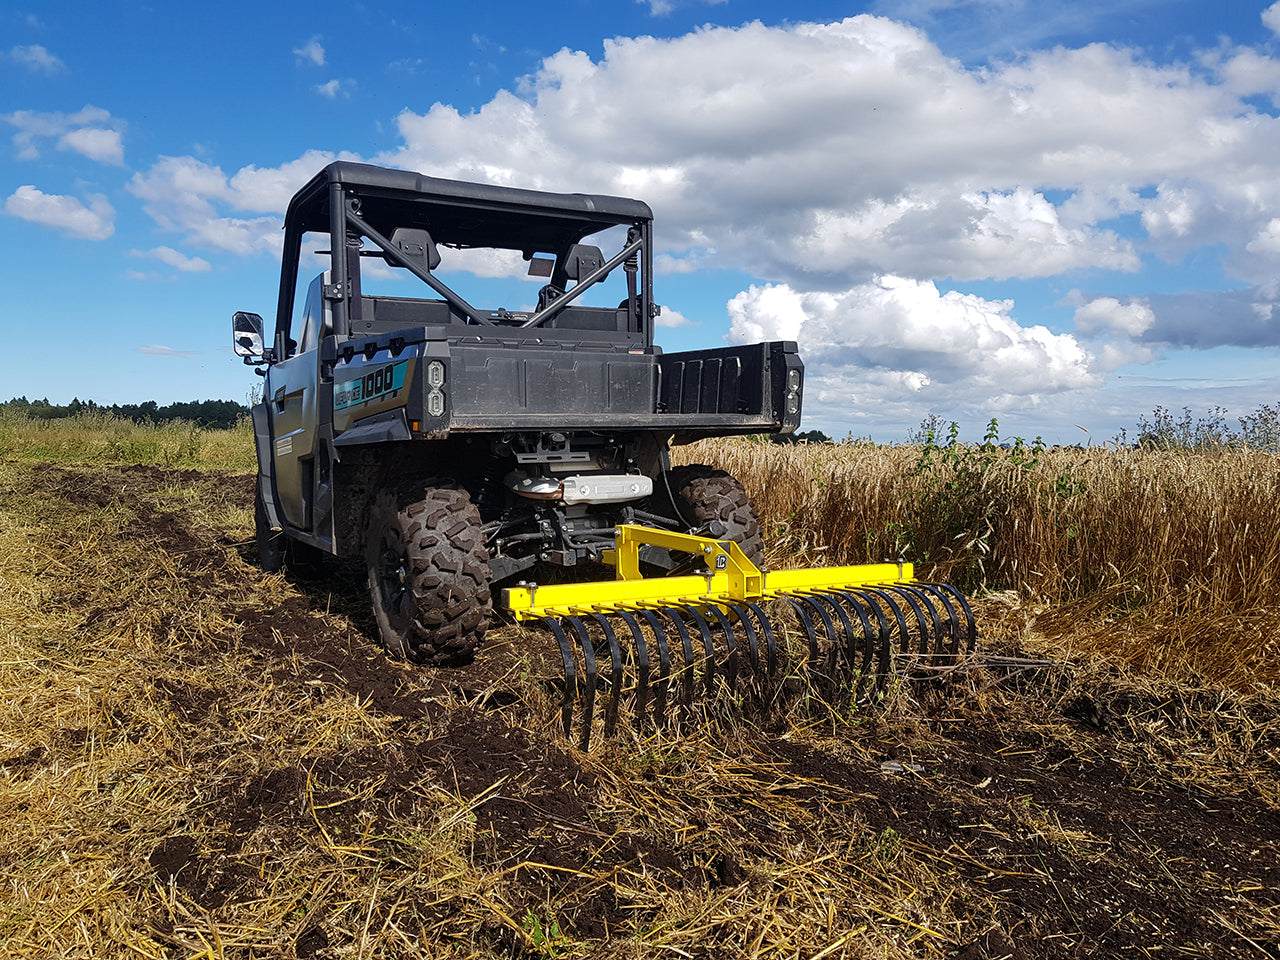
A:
[727,604,760,675]
[660,607,696,709]
[590,613,624,740]
[744,601,778,676]
[793,594,838,676]
[706,606,739,694]
[727,602,768,714]
[680,605,718,698]
[865,589,912,666]
[616,610,650,731]
[675,609,716,701]
[542,617,576,740]
[832,592,876,703]
[893,585,941,659]
[847,591,892,698]
[786,594,839,708]
[937,583,978,654]
[784,597,820,669]
[566,616,597,751]
[918,585,963,661]
[807,591,856,680]
[640,609,671,727]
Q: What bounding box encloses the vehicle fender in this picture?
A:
[251,401,284,529]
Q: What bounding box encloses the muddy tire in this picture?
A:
[255,479,285,573]
[365,482,491,667]
[658,464,765,566]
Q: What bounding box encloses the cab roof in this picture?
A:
[286,162,653,251]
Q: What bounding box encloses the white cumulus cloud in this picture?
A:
[316,79,352,99]
[655,306,693,328]
[57,126,124,165]
[227,150,337,212]
[374,16,1273,289]
[3,106,124,164]
[132,246,212,272]
[1264,2,1280,37]
[128,150,368,254]
[128,156,281,256]
[727,277,1098,422]
[7,44,64,74]
[4,185,114,239]
[293,37,325,66]
[1072,296,1155,337]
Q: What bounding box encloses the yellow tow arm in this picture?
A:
[500,524,914,620]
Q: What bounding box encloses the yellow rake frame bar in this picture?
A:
[500,523,915,619]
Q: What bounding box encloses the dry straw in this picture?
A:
[1,428,1277,958]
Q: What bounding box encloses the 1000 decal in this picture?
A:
[334,361,407,410]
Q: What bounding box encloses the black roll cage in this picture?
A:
[272,162,656,356]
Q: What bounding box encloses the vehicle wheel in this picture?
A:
[656,464,765,566]
[255,479,285,573]
[365,481,491,667]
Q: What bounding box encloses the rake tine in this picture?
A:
[744,601,778,676]
[919,585,963,661]
[893,585,940,659]
[680,606,718,697]
[790,594,839,702]
[617,610,650,731]
[639,609,671,726]
[543,617,576,740]
[727,604,761,675]
[784,597,821,681]
[590,614,624,739]
[832,591,876,704]
[848,591,892,698]
[566,616,597,751]
[808,591,857,680]
[796,595,839,673]
[706,607,739,693]
[727,602,770,713]
[904,585,949,661]
[660,607,697,709]
[937,583,978,654]
[865,589,911,659]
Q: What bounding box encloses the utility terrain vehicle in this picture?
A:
[234,163,973,743]
[233,162,803,665]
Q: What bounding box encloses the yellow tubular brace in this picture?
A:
[499,524,914,620]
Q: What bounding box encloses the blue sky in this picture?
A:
[5,0,1280,442]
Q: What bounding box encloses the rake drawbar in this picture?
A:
[501,524,976,749]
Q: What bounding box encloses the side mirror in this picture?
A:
[233,311,265,359]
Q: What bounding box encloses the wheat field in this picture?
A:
[1,415,1277,958]
[687,437,1280,690]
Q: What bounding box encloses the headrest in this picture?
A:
[388,227,441,271]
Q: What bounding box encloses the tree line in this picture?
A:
[2,396,249,430]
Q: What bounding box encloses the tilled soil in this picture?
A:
[3,463,1278,959]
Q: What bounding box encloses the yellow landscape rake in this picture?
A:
[502,525,977,747]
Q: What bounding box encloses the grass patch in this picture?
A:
[0,409,256,471]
